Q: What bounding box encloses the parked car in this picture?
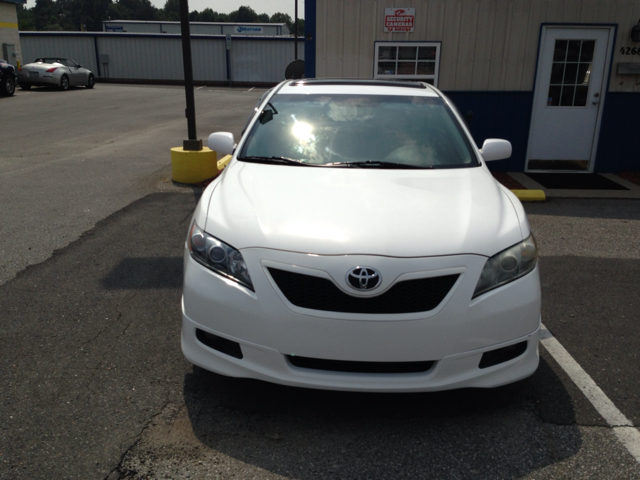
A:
[182,79,541,392]
[0,59,17,96]
[17,58,95,91]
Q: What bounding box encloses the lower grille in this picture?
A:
[196,329,243,359]
[287,355,435,374]
[479,341,527,369]
[268,267,459,314]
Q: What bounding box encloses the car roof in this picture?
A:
[278,79,441,97]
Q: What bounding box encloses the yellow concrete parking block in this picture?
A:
[170,147,217,184]
[511,189,546,202]
[217,154,232,171]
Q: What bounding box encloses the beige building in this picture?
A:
[304,0,640,173]
[0,0,24,66]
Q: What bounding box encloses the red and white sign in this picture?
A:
[384,7,415,33]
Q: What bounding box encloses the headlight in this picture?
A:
[187,220,253,290]
[473,234,537,298]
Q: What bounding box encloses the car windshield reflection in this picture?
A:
[239,94,478,169]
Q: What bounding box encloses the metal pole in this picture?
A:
[294,0,298,60]
[179,0,202,150]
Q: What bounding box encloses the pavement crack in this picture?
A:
[106,400,175,480]
[115,320,133,340]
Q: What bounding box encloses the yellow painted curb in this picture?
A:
[217,154,232,171]
[511,189,546,202]
[171,146,217,184]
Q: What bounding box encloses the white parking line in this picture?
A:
[245,87,255,92]
[541,324,640,463]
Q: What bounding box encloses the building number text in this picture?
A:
[620,47,640,55]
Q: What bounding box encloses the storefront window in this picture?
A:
[374,42,441,86]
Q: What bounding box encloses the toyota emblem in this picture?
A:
[346,266,381,291]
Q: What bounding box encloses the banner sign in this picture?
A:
[384,8,415,33]
[234,26,264,34]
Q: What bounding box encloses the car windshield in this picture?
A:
[239,94,478,168]
[37,58,64,64]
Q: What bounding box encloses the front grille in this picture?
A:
[287,355,435,374]
[268,268,459,314]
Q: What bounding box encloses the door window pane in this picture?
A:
[553,40,568,61]
[580,41,595,61]
[577,63,591,85]
[567,40,581,61]
[574,86,589,106]
[550,63,565,84]
[560,86,575,106]
[547,86,561,106]
[547,39,594,107]
[563,63,578,85]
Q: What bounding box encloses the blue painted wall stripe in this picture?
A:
[445,92,533,172]
[595,93,640,173]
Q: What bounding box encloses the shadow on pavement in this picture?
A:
[102,257,183,289]
[180,356,583,479]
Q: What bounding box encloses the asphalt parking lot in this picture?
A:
[1,84,639,479]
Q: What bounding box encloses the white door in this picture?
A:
[526,27,614,172]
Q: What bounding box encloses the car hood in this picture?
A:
[204,161,524,257]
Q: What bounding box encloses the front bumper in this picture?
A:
[182,248,541,392]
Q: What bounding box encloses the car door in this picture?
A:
[64,59,86,86]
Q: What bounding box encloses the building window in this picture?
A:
[374,42,441,86]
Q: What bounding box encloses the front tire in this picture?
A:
[86,74,95,89]
[1,75,15,96]
[59,75,69,91]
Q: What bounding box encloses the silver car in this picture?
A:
[18,58,95,91]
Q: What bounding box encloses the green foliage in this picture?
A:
[17,2,303,34]
[270,12,304,36]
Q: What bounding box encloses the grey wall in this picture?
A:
[20,32,304,84]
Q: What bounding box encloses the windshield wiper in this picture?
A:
[238,156,316,166]
[325,161,432,169]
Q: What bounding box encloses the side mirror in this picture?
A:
[480,139,512,162]
[208,132,235,155]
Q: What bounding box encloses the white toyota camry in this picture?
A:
[182,79,541,392]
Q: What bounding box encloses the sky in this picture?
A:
[24,1,305,18]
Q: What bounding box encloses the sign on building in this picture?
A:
[234,26,264,34]
[384,8,415,33]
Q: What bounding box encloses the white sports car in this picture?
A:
[18,58,95,91]
[182,79,541,392]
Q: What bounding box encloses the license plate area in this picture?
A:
[28,71,39,78]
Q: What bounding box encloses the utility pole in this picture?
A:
[179,0,201,150]
[294,0,298,60]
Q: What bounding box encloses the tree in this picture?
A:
[270,12,304,36]
[162,0,179,21]
[32,0,61,31]
[197,8,221,23]
[228,6,258,23]
[17,4,36,31]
